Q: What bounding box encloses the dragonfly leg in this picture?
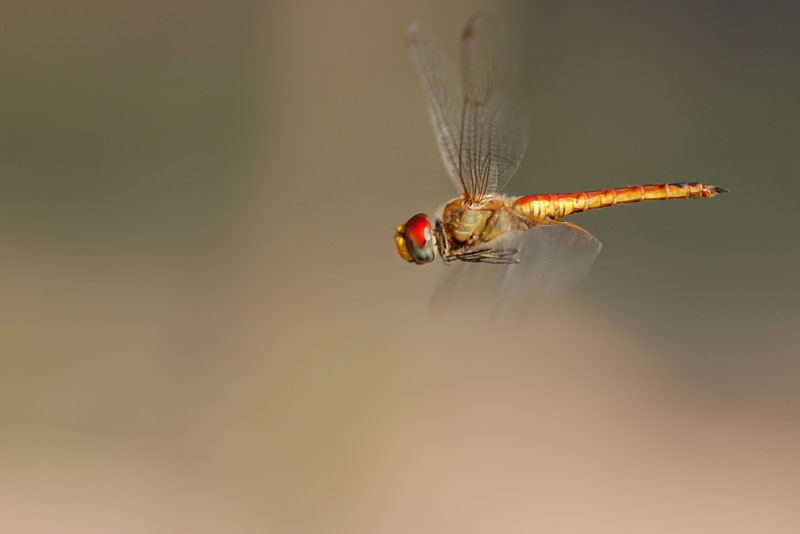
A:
[434,219,454,265]
[454,247,520,264]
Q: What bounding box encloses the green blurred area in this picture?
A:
[1,1,263,246]
[0,1,798,532]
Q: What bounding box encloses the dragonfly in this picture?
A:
[395,12,728,292]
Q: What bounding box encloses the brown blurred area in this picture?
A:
[1,0,798,532]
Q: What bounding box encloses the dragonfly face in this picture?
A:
[395,213,436,264]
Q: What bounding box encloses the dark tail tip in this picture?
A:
[711,185,730,195]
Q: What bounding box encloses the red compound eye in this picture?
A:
[404,214,431,247]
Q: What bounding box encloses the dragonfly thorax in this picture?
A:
[441,197,517,246]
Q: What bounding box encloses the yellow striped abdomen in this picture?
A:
[512,182,728,223]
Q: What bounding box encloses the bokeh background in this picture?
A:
[1,0,798,532]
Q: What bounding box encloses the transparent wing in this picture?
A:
[406,21,465,195]
[458,12,528,201]
[430,221,602,319]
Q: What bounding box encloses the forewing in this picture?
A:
[406,21,465,195]
[458,12,528,201]
[430,221,602,318]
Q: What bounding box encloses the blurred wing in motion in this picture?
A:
[406,21,465,195]
[502,221,602,306]
[458,12,528,201]
[430,221,602,318]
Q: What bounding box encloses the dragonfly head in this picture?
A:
[395,213,436,264]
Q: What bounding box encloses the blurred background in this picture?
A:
[1,0,798,532]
